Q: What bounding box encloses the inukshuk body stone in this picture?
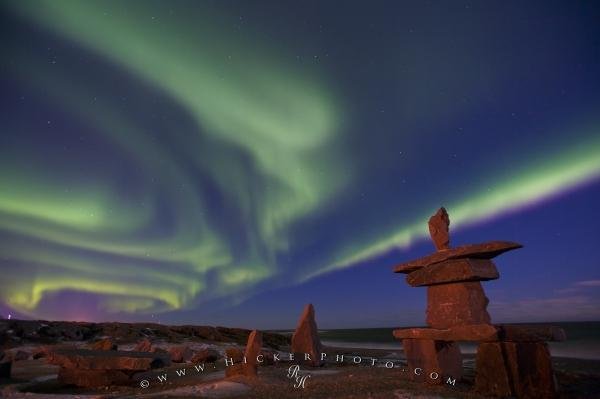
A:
[392,208,564,398]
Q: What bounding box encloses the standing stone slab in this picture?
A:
[407,258,499,287]
[402,339,462,384]
[426,281,491,328]
[243,330,262,377]
[475,342,557,398]
[291,304,323,366]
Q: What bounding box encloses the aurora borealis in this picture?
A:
[1,1,599,328]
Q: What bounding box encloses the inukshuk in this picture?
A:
[392,207,565,398]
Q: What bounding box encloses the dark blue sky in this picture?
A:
[0,0,599,328]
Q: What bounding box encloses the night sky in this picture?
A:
[1,1,599,329]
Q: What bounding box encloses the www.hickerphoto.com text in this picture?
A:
[144,352,458,388]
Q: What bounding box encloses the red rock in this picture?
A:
[168,345,194,363]
[291,304,323,367]
[394,241,522,273]
[58,368,130,387]
[243,330,262,377]
[475,342,557,398]
[134,338,153,352]
[48,349,170,370]
[407,259,499,287]
[393,324,499,342]
[474,342,512,396]
[402,339,462,384]
[190,348,219,363]
[224,347,245,377]
[428,207,450,250]
[426,282,491,328]
[91,338,117,351]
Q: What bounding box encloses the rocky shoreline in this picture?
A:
[1,319,599,398]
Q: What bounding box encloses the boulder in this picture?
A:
[394,241,522,273]
[91,338,117,351]
[168,345,194,363]
[402,339,462,384]
[134,338,153,352]
[190,348,219,363]
[224,347,245,378]
[475,342,557,398]
[407,259,499,287]
[58,368,130,387]
[48,349,170,370]
[426,282,491,328]
[428,207,450,250]
[291,304,323,367]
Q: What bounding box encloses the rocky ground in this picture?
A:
[1,320,599,398]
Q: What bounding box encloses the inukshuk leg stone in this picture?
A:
[402,339,462,384]
[475,341,557,399]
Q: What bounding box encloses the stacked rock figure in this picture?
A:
[393,208,565,398]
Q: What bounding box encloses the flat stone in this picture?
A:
[402,339,462,384]
[58,368,130,387]
[475,342,557,398]
[426,282,491,328]
[393,241,522,273]
[394,324,499,342]
[428,207,450,250]
[48,349,170,371]
[407,258,499,286]
[498,325,566,342]
[291,304,323,366]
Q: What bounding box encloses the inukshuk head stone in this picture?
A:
[428,207,450,250]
